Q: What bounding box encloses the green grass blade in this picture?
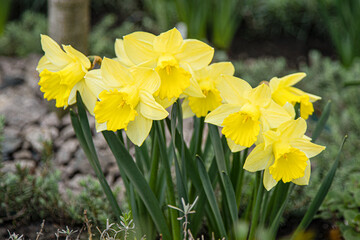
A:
[196,156,227,238]
[312,100,331,142]
[102,130,171,239]
[292,136,347,238]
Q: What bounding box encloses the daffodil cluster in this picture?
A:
[37,28,325,190]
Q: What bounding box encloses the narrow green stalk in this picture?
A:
[191,116,205,157]
[149,134,160,192]
[235,148,248,207]
[248,172,265,240]
[155,121,181,240]
[269,184,295,239]
[269,182,290,223]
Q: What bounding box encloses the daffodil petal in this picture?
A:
[290,139,325,158]
[69,80,97,115]
[155,96,177,108]
[40,34,71,67]
[263,166,278,191]
[227,138,246,153]
[175,39,214,70]
[217,75,251,105]
[139,90,169,120]
[205,104,242,126]
[281,72,306,86]
[261,101,292,129]
[182,98,195,119]
[37,56,62,72]
[262,130,279,149]
[96,121,107,132]
[292,160,311,185]
[123,31,157,67]
[126,112,152,146]
[115,38,134,67]
[188,88,222,117]
[208,62,235,78]
[283,102,295,119]
[153,28,183,54]
[101,57,134,87]
[130,67,160,94]
[85,69,108,98]
[249,83,271,108]
[278,118,307,141]
[243,143,272,171]
[62,45,91,70]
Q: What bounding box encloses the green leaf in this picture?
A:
[196,156,227,238]
[208,124,238,227]
[70,110,122,219]
[312,100,331,142]
[102,131,171,239]
[292,136,347,238]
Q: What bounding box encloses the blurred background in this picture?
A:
[0,0,359,239]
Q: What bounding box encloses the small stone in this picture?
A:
[24,125,53,152]
[1,159,36,173]
[2,127,22,156]
[13,150,32,160]
[40,112,61,127]
[55,139,79,165]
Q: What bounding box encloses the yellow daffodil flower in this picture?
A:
[205,75,293,152]
[120,28,214,106]
[243,118,325,190]
[86,57,168,146]
[182,62,235,118]
[269,73,321,119]
[36,35,93,109]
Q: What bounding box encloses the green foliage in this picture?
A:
[67,177,119,226]
[318,0,360,68]
[0,11,46,56]
[0,166,65,223]
[243,0,325,39]
[0,115,4,161]
[89,15,140,58]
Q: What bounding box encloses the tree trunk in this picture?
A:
[48,0,90,54]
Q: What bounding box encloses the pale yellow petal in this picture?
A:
[280,72,306,87]
[36,55,62,72]
[227,138,246,153]
[263,166,278,191]
[101,57,134,87]
[153,28,183,54]
[262,130,279,149]
[182,98,195,119]
[114,38,134,67]
[283,102,296,119]
[249,83,271,108]
[123,31,157,66]
[62,45,91,69]
[292,160,311,185]
[243,143,272,172]
[278,118,307,141]
[139,90,169,120]
[216,75,251,105]
[84,69,106,98]
[130,67,160,94]
[205,104,242,126]
[290,139,325,158]
[208,62,235,78]
[155,96,177,108]
[126,112,152,146]
[96,121,107,132]
[41,34,71,67]
[260,101,292,129]
[175,39,214,70]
